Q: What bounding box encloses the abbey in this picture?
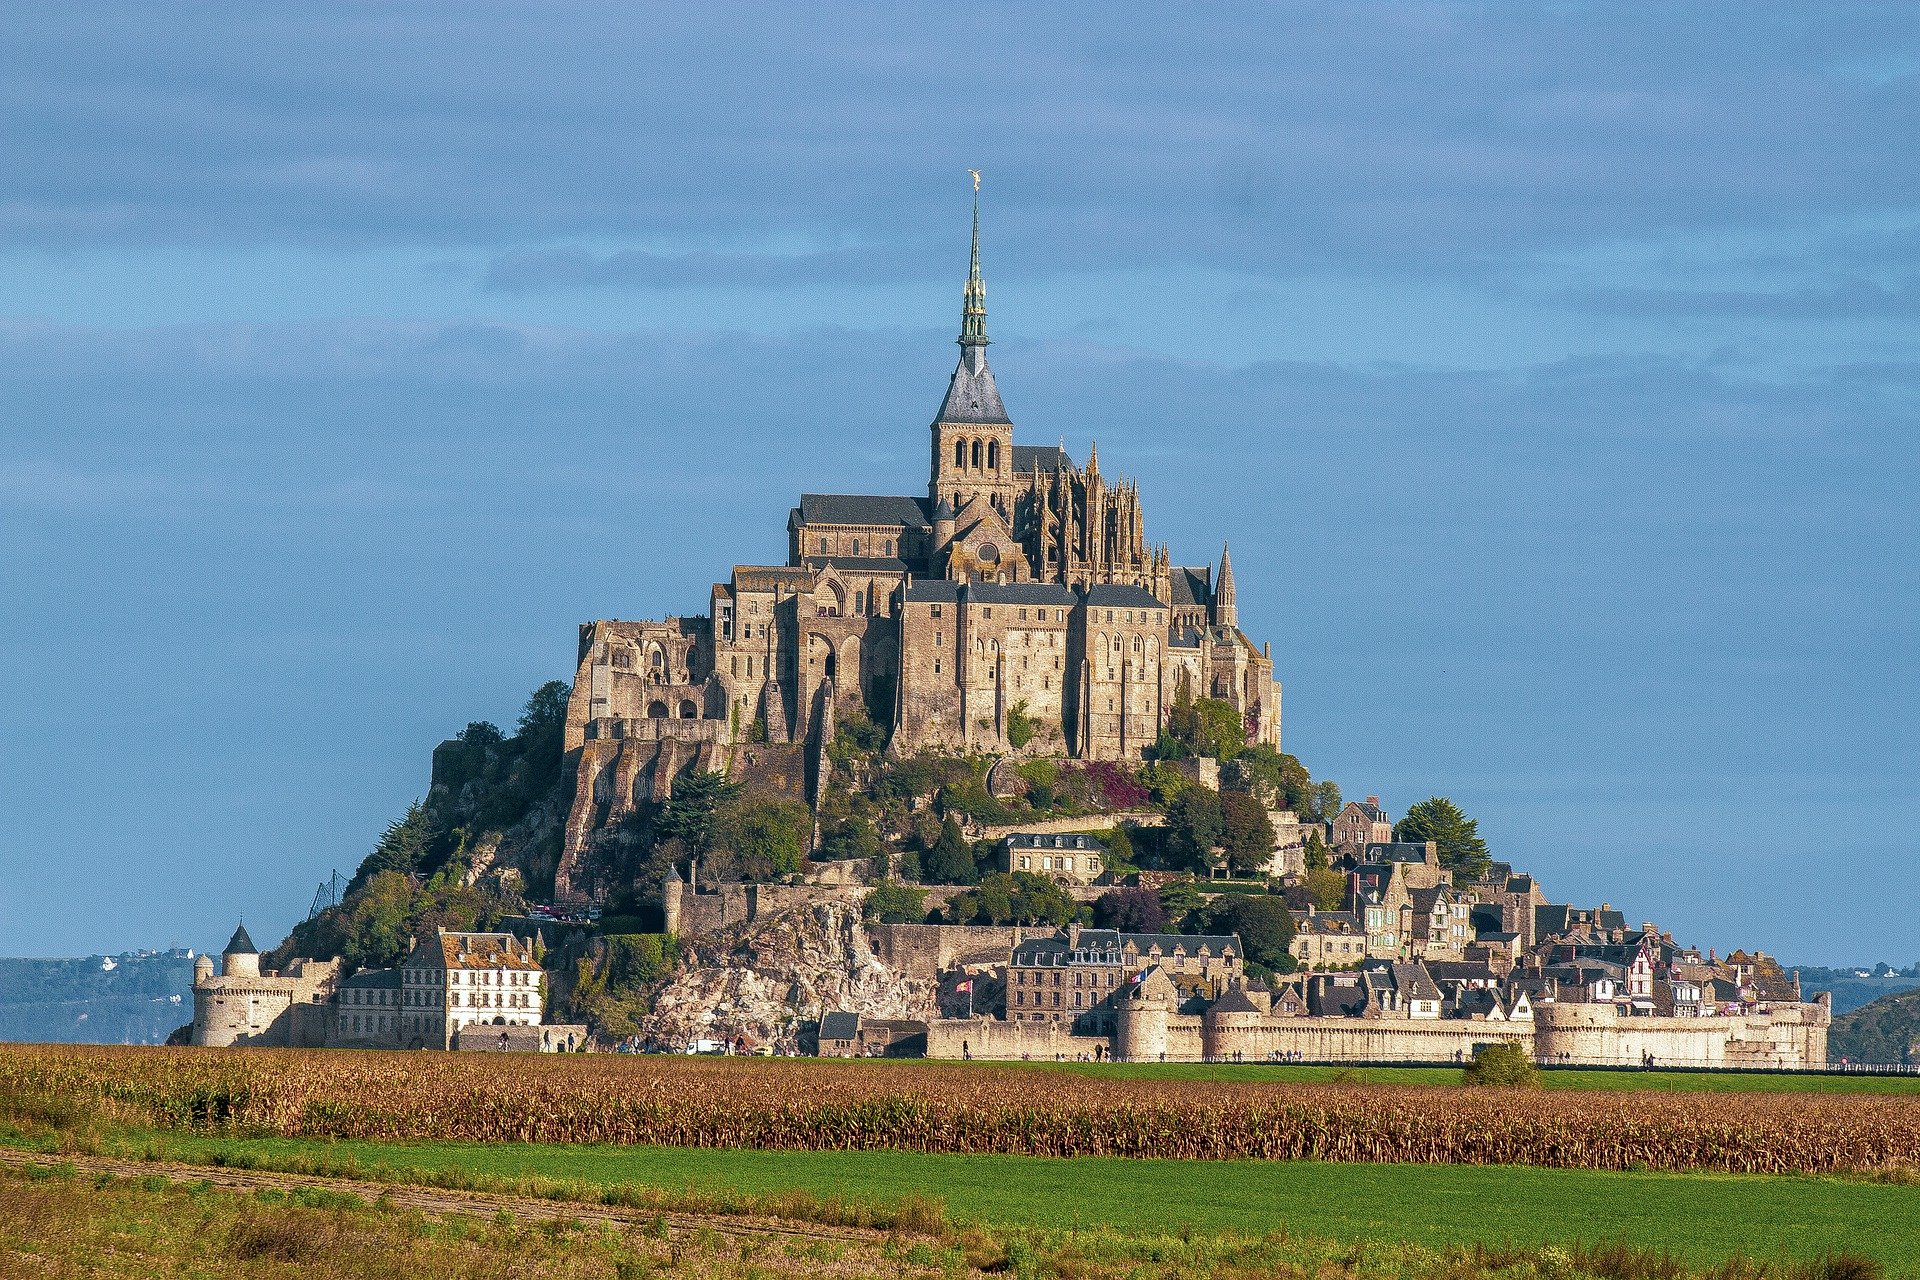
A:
[559,200,1279,899]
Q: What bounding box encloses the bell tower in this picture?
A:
[929,173,1015,518]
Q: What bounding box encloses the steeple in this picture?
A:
[931,171,1009,427]
[1215,542,1238,629]
[959,174,989,362]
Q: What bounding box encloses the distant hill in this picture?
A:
[0,951,198,1045]
[1827,988,1920,1065]
[1789,966,1920,1015]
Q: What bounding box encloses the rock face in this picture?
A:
[640,900,937,1052]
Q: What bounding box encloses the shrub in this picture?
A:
[1463,1041,1539,1087]
[863,882,929,924]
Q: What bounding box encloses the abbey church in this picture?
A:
[558,199,1280,899]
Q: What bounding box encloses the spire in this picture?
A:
[224,923,256,956]
[959,171,988,357]
[1215,542,1238,628]
[932,172,1010,426]
[1087,440,1099,474]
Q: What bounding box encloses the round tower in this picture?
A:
[1114,968,1175,1062]
[931,496,957,565]
[221,923,261,979]
[193,952,214,985]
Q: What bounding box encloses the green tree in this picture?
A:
[1219,790,1277,877]
[1192,698,1247,760]
[1394,796,1491,882]
[1005,700,1036,750]
[1199,894,1297,971]
[658,771,743,854]
[920,816,976,885]
[1310,780,1342,826]
[863,882,929,924]
[1166,787,1226,872]
[1157,879,1207,927]
[365,799,437,881]
[711,799,812,881]
[1463,1041,1538,1087]
[1303,829,1330,872]
[1303,866,1347,912]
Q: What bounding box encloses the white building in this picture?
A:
[398,929,546,1049]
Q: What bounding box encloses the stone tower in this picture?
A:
[1213,543,1237,629]
[222,923,261,980]
[928,187,1016,519]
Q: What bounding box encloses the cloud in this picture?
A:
[482,244,919,293]
[1567,278,1920,319]
[1,3,1915,286]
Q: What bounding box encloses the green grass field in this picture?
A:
[130,1131,1920,1270]
[881,1055,1920,1094]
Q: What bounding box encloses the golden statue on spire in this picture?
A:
[968,168,981,193]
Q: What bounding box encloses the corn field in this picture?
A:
[6,1045,1919,1176]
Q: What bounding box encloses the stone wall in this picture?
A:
[867,922,1039,982]
[663,878,868,941]
[925,1016,1093,1061]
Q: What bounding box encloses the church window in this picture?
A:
[818,537,828,553]
[746,657,754,677]
[851,538,861,555]
[885,539,894,555]
[971,440,982,468]
[854,590,865,613]
[955,440,966,468]
[730,657,738,675]
[987,440,999,469]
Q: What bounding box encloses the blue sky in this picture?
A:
[1,3,1915,965]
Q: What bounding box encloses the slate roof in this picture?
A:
[1007,831,1106,852]
[1170,566,1212,608]
[1389,962,1443,1002]
[934,353,1011,425]
[419,930,542,973]
[818,1010,860,1041]
[1366,842,1433,864]
[1208,986,1263,1015]
[732,565,814,592]
[1167,627,1204,650]
[903,580,960,603]
[802,556,910,574]
[1291,909,1363,935]
[1012,444,1070,473]
[796,494,932,529]
[225,924,257,955]
[340,967,401,990]
[966,582,1077,606]
[1085,584,1164,609]
[1011,928,1239,966]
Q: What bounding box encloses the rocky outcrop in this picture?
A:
[640,900,937,1052]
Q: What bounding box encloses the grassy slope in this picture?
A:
[138,1132,1920,1268]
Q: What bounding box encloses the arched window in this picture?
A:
[955,439,966,468]
[679,700,697,719]
[646,700,668,719]
[987,440,999,469]
[971,439,982,468]
[853,590,865,613]
[851,537,861,555]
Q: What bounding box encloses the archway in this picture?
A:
[646,700,669,718]
[678,700,698,719]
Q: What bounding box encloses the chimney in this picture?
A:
[1366,796,1379,807]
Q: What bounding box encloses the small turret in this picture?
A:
[1214,543,1237,629]
[931,495,957,563]
[222,922,261,980]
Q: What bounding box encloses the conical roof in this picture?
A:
[224,923,257,955]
